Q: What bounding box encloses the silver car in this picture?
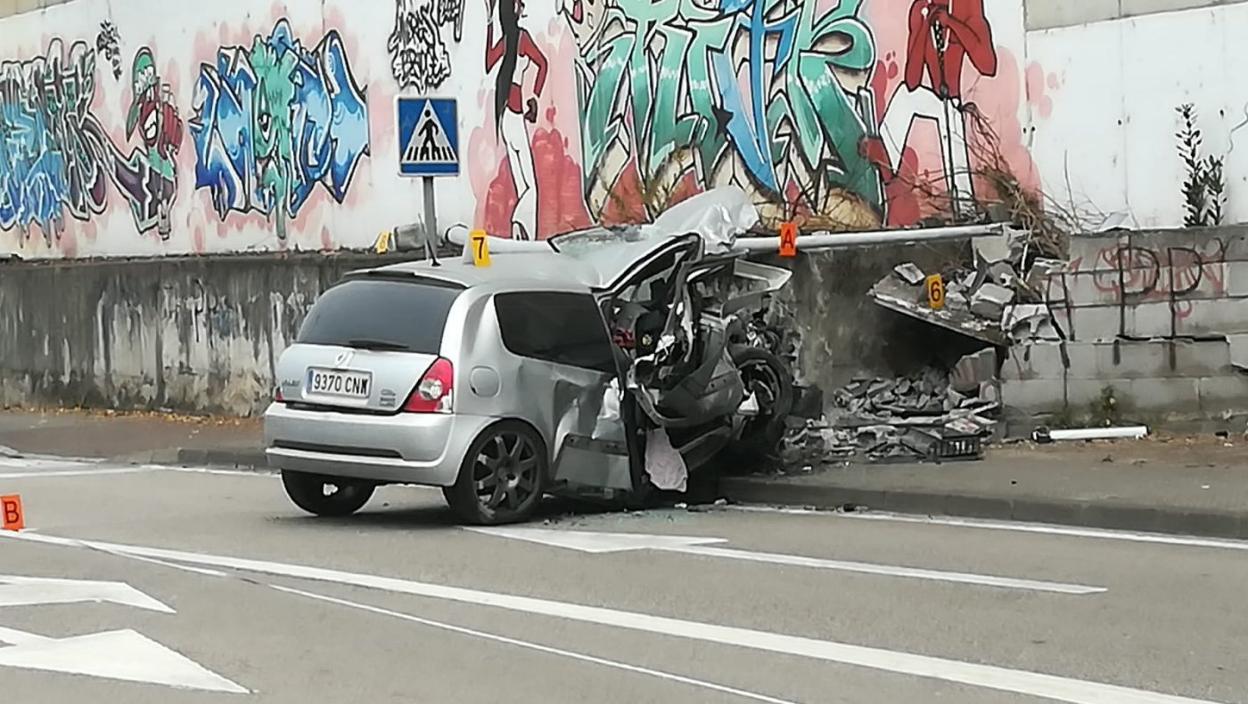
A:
[265,221,793,525]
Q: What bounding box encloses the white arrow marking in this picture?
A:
[0,625,247,693]
[0,575,175,613]
[0,530,1220,704]
[468,527,1106,595]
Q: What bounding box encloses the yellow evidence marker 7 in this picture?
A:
[470,230,491,267]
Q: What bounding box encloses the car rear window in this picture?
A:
[296,277,462,353]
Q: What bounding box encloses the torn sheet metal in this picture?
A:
[871,274,1009,345]
[642,185,758,256]
[722,260,793,314]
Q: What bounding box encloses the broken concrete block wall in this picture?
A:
[1004,225,1248,432]
[769,242,984,402]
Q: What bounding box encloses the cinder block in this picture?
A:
[1000,343,1066,381]
[1056,263,1231,307]
[1080,339,1232,379]
[1066,234,1126,273]
[1197,376,1248,416]
[1001,378,1067,413]
[1125,378,1202,413]
[1064,377,1201,416]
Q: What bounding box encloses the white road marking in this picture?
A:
[0,625,248,693]
[727,506,1248,552]
[273,584,800,704]
[2,530,1224,704]
[0,467,155,480]
[0,575,173,612]
[162,466,276,478]
[470,527,1106,595]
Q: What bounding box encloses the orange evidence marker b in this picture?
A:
[779,222,798,258]
[2,494,24,532]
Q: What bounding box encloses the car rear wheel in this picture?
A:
[281,471,375,517]
[444,422,547,525]
[722,345,795,465]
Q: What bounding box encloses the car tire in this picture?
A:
[444,421,548,525]
[723,345,795,465]
[281,471,375,517]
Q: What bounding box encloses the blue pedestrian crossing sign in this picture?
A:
[397,97,459,177]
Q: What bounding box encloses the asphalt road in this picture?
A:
[0,454,1245,703]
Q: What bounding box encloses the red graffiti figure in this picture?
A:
[863,0,997,218]
[485,0,548,240]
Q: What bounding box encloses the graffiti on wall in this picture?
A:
[862,0,997,218]
[96,21,122,81]
[389,0,465,92]
[115,48,184,238]
[558,0,883,230]
[0,40,110,239]
[484,0,548,240]
[0,39,181,243]
[190,20,370,240]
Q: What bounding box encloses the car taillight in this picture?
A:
[275,386,286,403]
[403,358,454,413]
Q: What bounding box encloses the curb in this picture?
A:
[721,476,1248,540]
[175,448,269,471]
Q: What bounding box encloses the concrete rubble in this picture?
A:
[869,230,1066,346]
[776,356,1001,467]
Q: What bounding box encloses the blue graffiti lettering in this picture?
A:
[190,20,370,240]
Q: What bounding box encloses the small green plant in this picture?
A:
[1088,385,1122,427]
[1176,104,1226,227]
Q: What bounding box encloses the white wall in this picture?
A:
[1026,3,1248,227]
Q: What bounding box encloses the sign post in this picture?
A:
[396,97,460,265]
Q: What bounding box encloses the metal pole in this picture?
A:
[422,176,441,266]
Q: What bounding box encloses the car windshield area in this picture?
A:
[295,277,462,353]
[547,226,649,257]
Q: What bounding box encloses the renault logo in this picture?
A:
[333,350,354,368]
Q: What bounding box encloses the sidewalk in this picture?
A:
[0,409,264,468]
[724,438,1248,539]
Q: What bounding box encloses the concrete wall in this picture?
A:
[1026,2,1248,228]
[1002,225,1248,429]
[1025,0,1248,29]
[0,243,976,416]
[0,252,395,415]
[0,0,1036,259]
[0,0,70,19]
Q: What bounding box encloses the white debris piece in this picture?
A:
[645,429,688,492]
[893,262,926,286]
[970,283,1015,320]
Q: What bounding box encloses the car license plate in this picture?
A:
[306,368,372,399]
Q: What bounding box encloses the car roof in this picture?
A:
[356,231,697,292]
[357,250,601,291]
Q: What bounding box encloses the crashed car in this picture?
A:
[264,188,795,524]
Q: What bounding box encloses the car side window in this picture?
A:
[494,292,617,374]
